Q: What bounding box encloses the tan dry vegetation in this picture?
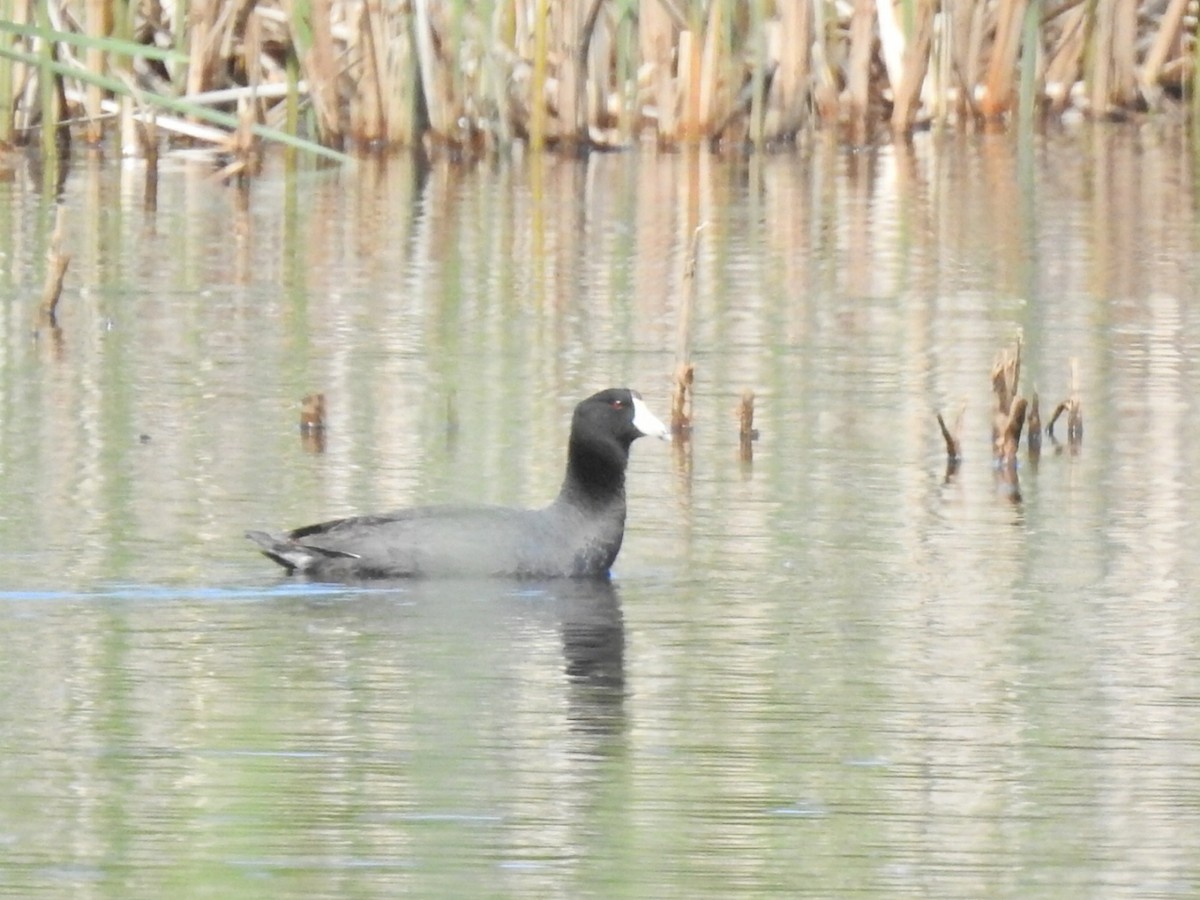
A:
[0,0,1198,157]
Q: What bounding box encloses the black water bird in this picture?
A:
[246,388,669,580]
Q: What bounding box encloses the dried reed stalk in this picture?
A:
[677,28,699,140]
[529,0,548,150]
[809,0,841,124]
[478,10,511,151]
[640,0,675,143]
[697,0,724,132]
[746,4,771,148]
[846,0,875,144]
[876,0,907,93]
[284,31,302,140]
[0,12,13,146]
[990,338,1022,452]
[928,0,953,124]
[581,0,607,140]
[1090,0,1116,113]
[981,0,1029,118]
[1043,4,1087,112]
[185,0,220,99]
[771,0,810,138]
[738,389,755,436]
[957,0,988,119]
[83,91,238,143]
[1141,0,1191,97]
[301,0,342,147]
[352,0,386,147]
[556,0,587,146]
[671,362,695,436]
[1112,0,1138,107]
[6,0,1192,157]
[205,9,263,179]
[212,94,258,182]
[243,8,262,109]
[384,6,419,146]
[1192,29,1200,123]
[83,0,109,143]
[1091,0,1137,113]
[891,0,936,132]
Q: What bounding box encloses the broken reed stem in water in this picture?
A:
[671,363,695,437]
[300,392,327,454]
[300,392,327,431]
[38,205,70,326]
[936,402,966,462]
[937,343,1083,480]
[1027,390,1042,457]
[738,388,758,462]
[997,396,1028,467]
[1067,359,1083,442]
[990,337,1022,452]
[1046,358,1084,447]
[1046,400,1069,438]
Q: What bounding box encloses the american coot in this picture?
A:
[246,388,670,580]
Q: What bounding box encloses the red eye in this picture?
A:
[611,399,625,409]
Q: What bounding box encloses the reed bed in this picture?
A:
[0,0,1197,160]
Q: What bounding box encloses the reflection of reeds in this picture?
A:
[38,204,70,327]
[672,223,704,436]
[0,1,1197,159]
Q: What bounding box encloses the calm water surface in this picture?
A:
[2,125,1200,897]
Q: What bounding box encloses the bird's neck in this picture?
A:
[559,438,627,510]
